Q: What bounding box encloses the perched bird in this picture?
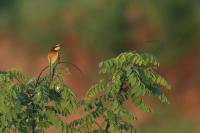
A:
[48,44,61,77]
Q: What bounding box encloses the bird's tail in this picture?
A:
[49,61,53,79]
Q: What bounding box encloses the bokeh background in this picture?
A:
[0,1,200,133]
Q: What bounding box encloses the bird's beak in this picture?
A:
[56,44,61,47]
[55,44,61,51]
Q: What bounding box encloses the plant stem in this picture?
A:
[94,121,103,130]
[35,60,83,87]
[105,121,110,132]
[32,120,36,133]
[35,65,49,87]
[59,61,83,75]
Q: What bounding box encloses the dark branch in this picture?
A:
[105,121,110,132]
[58,61,83,76]
[32,120,36,133]
[94,121,103,130]
[35,65,49,87]
[35,61,83,87]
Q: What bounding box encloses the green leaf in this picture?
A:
[45,110,62,129]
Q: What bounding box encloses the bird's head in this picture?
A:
[53,44,61,51]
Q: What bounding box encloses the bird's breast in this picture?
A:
[48,51,58,64]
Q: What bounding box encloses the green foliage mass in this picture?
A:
[68,52,171,133]
[0,69,77,133]
[0,51,170,133]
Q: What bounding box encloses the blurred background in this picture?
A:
[0,0,200,132]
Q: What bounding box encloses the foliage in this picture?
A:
[68,51,171,132]
[0,69,77,133]
[0,51,170,133]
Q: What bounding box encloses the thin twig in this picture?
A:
[32,119,36,133]
[15,77,22,84]
[35,61,83,87]
[35,65,49,87]
[105,121,110,132]
[94,121,103,130]
[58,61,83,76]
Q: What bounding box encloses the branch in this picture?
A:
[32,119,36,133]
[58,61,83,76]
[35,66,49,87]
[35,61,83,87]
[105,121,110,132]
[94,121,103,130]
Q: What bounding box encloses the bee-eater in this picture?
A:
[48,44,61,78]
